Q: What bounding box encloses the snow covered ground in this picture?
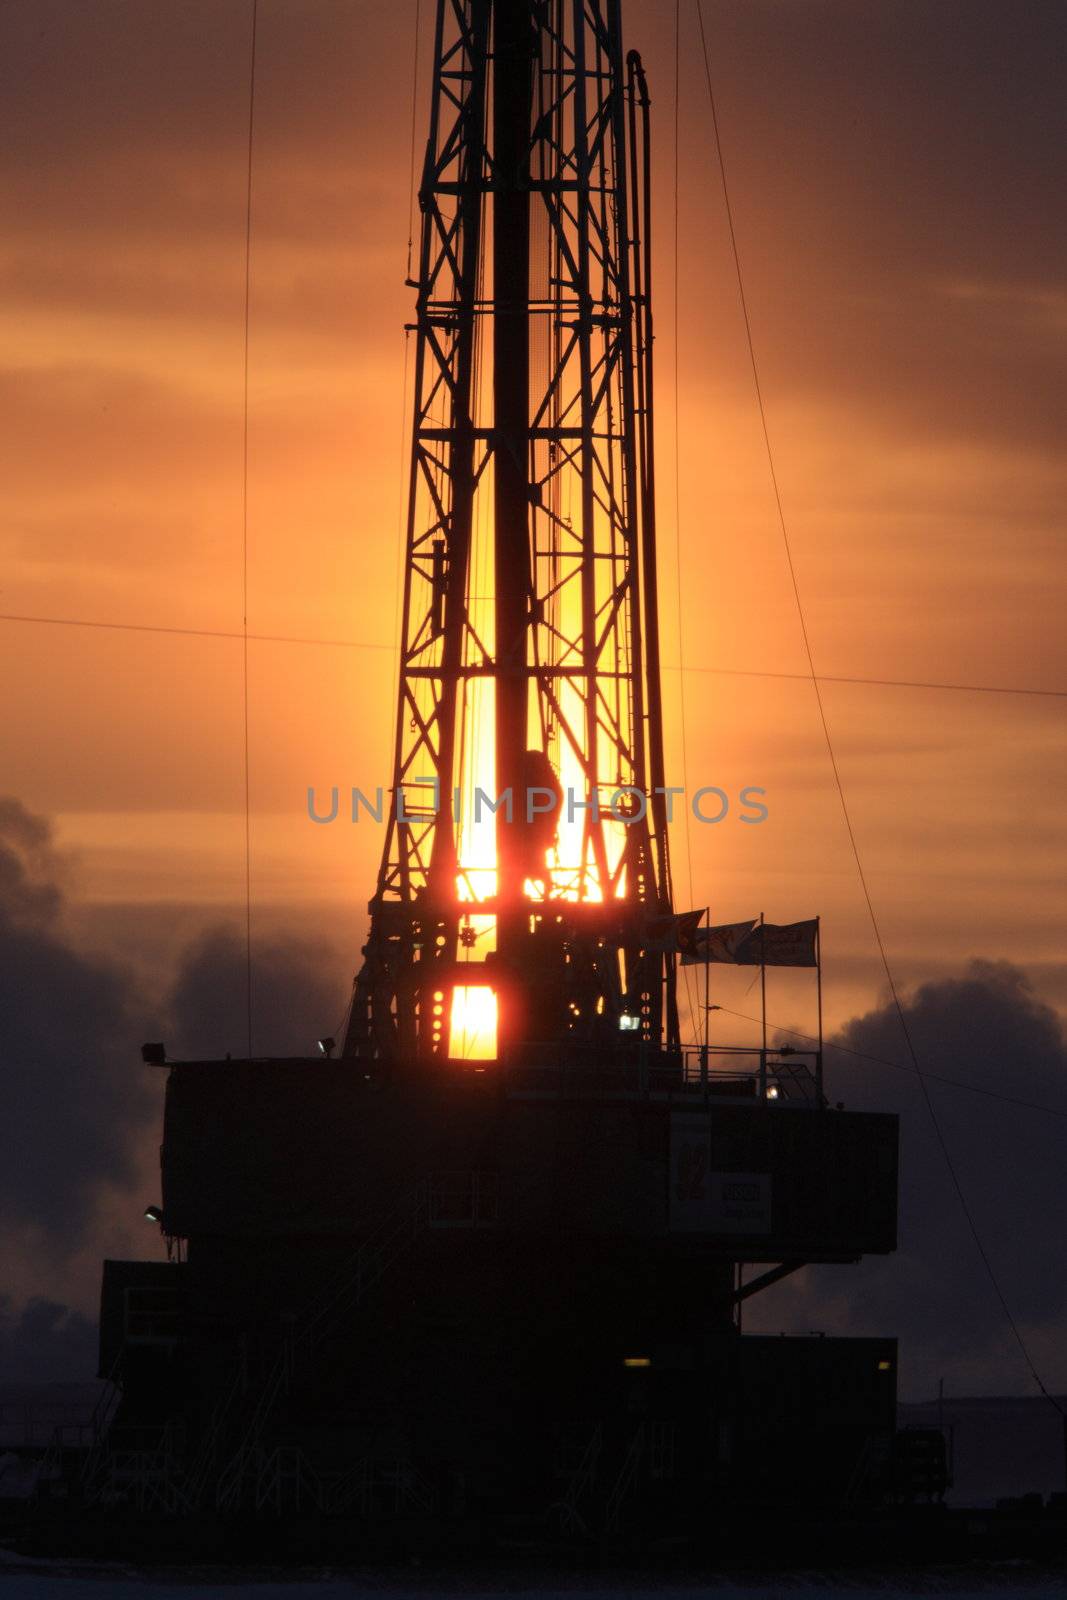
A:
[1,1559,1066,1600]
[2,1390,1064,1595]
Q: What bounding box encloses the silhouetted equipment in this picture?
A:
[95,0,903,1540]
[891,1426,952,1502]
[343,0,677,1065]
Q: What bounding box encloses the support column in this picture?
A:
[493,0,533,977]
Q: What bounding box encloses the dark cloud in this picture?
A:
[749,961,1067,1396]
[166,921,348,1060]
[0,797,159,1240]
[0,798,350,1386]
[0,796,64,925]
[0,794,352,1170]
[0,1296,96,1385]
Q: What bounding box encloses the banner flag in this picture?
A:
[679,918,819,967]
[679,919,757,966]
[736,918,819,968]
[644,908,705,954]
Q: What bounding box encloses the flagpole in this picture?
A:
[815,915,824,1103]
[702,905,710,1081]
[759,911,767,1099]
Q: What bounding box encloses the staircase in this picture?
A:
[213,1179,432,1512]
[92,1422,192,1515]
[604,1423,645,1534]
[551,1423,603,1533]
[843,1428,894,1506]
[31,1349,126,1505]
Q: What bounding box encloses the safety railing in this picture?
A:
[504,1041,823,1105]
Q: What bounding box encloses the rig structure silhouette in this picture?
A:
[90,0,906,1543]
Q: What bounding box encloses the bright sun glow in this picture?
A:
[449,984,498,1061]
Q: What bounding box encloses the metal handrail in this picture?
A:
[504,1041,823,1105]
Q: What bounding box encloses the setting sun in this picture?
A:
[448,983,498,1062]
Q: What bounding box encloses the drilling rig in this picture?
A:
[96,0,901,1541]
[345,0,677,1069]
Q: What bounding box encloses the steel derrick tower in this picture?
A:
[345,0,676,1063]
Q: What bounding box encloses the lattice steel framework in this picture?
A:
[345,0,676,1063]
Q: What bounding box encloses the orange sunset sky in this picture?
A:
[2,0,1066,1393]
